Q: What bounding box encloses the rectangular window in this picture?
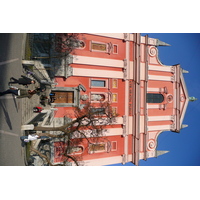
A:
[112,107,117,116]
[91,41,107,52]
[91,80,106,87]
[92,43,107,51]
[112,94,118,103]
[111,141,117,151]
[89,143,107,153]
[90,108,106,115]
[112,79,118,88]
[146,93,164,103]
[113,44,118,54]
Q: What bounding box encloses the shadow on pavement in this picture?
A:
[0,101,13,130]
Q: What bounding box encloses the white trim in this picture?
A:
[81,156,123,166]
[72,55,124,68]
[147,88,160,92]
[148,115,173,121]
[180,72,189,125]
[80,154,133,166]
[147,104,160,109]
[148,65,174,73]
[71,117,123,125]
[104,128,123,136]
[140,116,145,133]
[113,117,123,124]
[148,125,171,131]
[87,33,125,40]
[73,68,124,79]
[148,75,173,82]
[123,39,130,163]
[140,62,146,80]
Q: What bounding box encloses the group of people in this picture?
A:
[0,69,51,98]
[0,75,38,98]
[0,73,51,146]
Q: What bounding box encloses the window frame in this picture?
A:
[113,44,118,54]
[111,141,117,151]
[146,93,164,103]
[112,107,117,117]
[90,78,108,88]
[88,142,108,154]
[112,79,118,89]
[90,40,108,53]
[90,92,108,103]
[112,93,118,103]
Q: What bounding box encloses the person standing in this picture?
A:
[33,106,43,113]
[9,75,35,87]
[0,87,37,98]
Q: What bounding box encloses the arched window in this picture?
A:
[146,93,164,103]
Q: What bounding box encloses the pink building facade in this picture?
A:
[51,33,190,166]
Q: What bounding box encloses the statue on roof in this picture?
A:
[189,96,198,102]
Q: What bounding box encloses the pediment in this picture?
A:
[179,71,189,126]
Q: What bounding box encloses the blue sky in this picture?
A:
[110,33,200,166]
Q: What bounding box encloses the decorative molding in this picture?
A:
[171,75,175,82]
[122,115,127,137]
[147,139,156,150]
[171,123,176,130]
[148,46,157,57]
[123,58,127,80]
[166,94,173,103]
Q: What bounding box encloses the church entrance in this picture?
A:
[53,91,74,104]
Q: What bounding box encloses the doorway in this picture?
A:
[53,91,74,104]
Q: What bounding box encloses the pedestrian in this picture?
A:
[26,70,53,86]
[9,76,35,87]
[0,87,37,98]
[20,134,49,147]
[33,106,43,113]
[35,86,46,93]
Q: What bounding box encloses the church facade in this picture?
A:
[51,33,190,166]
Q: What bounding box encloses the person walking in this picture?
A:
[20,134,49,147]
[26,70,53,86]
[0,87,37,98]
[9,75,35,87]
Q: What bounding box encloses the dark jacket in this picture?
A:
[18,76,32,85]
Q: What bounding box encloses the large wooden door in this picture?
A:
[53,91,74,103]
